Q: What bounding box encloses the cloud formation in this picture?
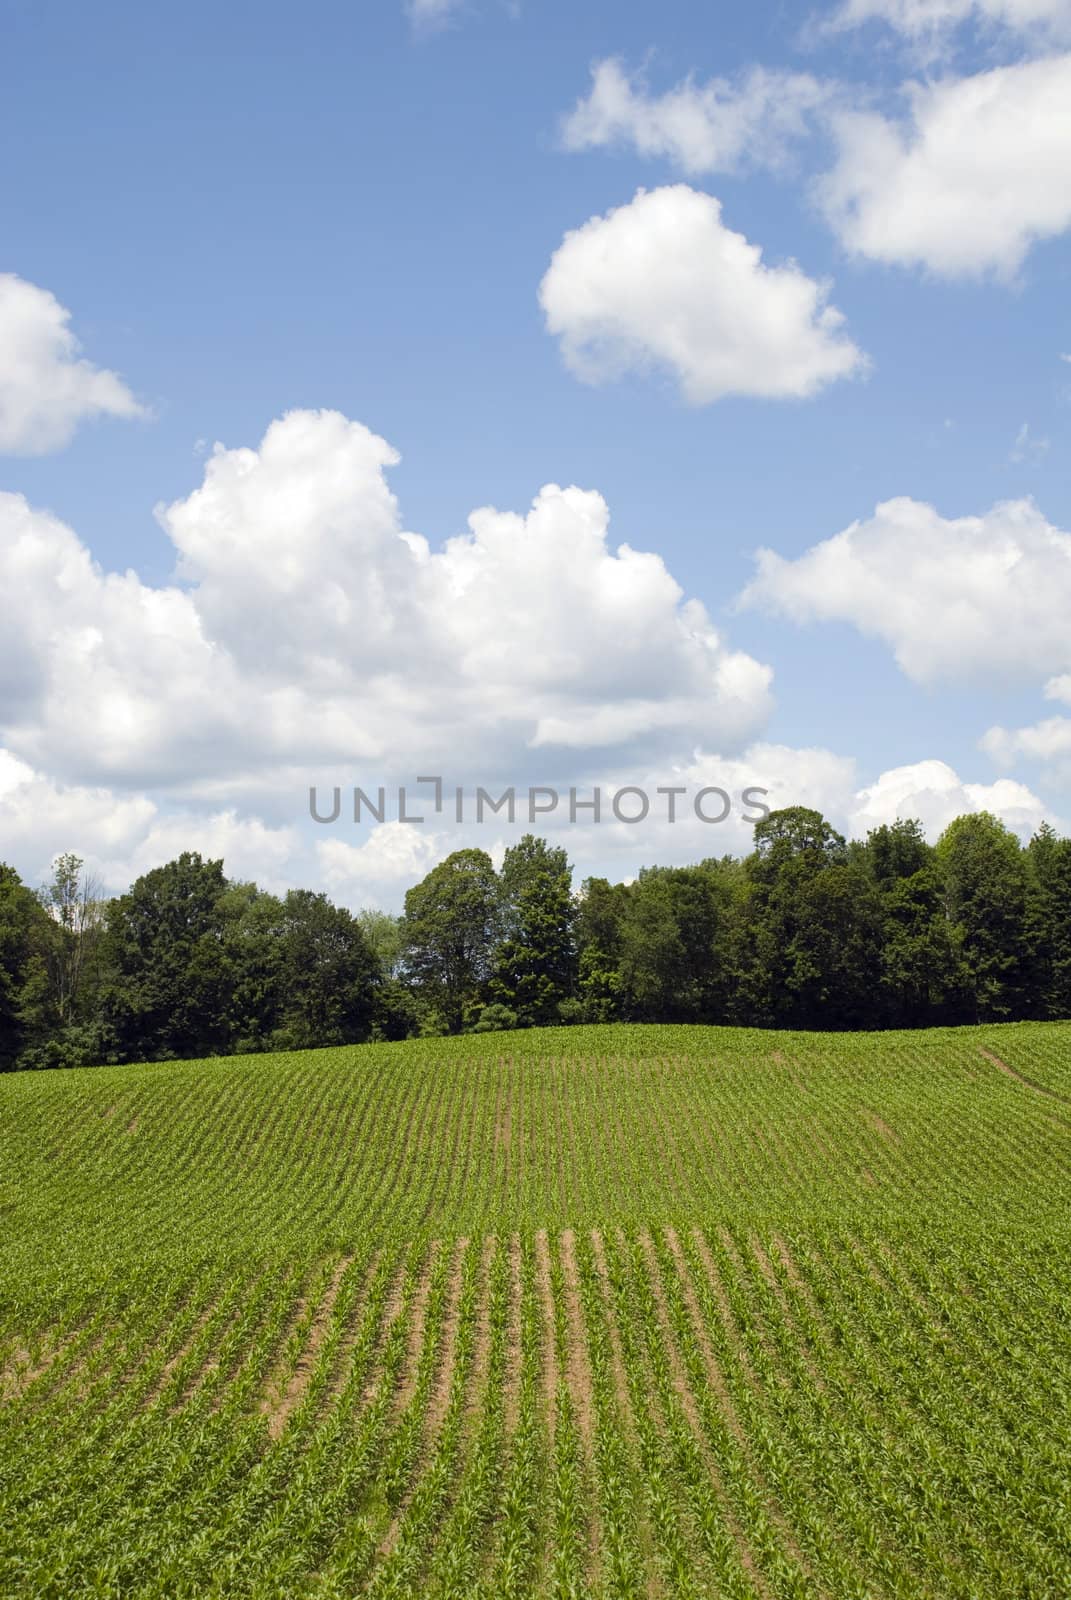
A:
[0,274,146,455]
[741,494,1071,687]
[0,749,299,893]
[850,757,1051,836]
[561,59,832,175]
[981,671,1071,781]
[817,55,1071,278]
[4,733,1050,911]
[982,716,1071,771]
[2,412,1060,903]
[539,186,866,403]
[305,748,1058,903]
[0,408,774,797]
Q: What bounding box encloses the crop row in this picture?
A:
[1,1217,1069,1597]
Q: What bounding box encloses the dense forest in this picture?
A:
[2,806,1071,1070]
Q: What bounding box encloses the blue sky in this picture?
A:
[2,0,1071,903]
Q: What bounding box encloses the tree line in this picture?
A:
[2,806,1070,1070]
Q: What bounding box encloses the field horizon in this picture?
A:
[2,1021,1070,1596]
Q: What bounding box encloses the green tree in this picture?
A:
[402,849,500,1033]
[617,864,733,1023]
[34,854,106,1030]
[0,864,49,1070]
[860,822,960,1026]
[574,877,627,1023]
[102,853,232,1061]
[743,808,851,1027]
[864,818,933,886]
[936,812,1030,1021]
[490,835,576,1026]
[356,908,405,980]
[1026,823,1071,1019]
[218,882,286,1052]
[273,890,379,1049]
[785,863,885,1028]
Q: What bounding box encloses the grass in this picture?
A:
[1,1021,1069,1596]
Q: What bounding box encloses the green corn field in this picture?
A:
[1,1021,1070,1597]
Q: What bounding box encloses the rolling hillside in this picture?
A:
[2,1023,1070,1597]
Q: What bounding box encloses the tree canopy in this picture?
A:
[3,811,1071,1069]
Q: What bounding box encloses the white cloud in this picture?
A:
[982,716,1071,769]
[0,409,774,797]
[2,403,1060,901]
[667,747,1054,849]
[539,186,866,403]
[328,747,1055,888]
[2,734,1057,907]
[740,494,1071,686]
[817,55,1071,278]
[981,674,1071,788]
[415,745,1053,876]
[0,489,248,788]
[0,748,299,894]
[561,58,832,175]
[316,825,452,909]
[850,758,1052,837]
[828,0,1071,44]
[0,274,146,455]
[1010,421,1050,463]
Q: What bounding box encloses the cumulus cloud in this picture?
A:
[981,673,1071,787]
[0,274,146,455]
[0,490,248,787]
[1,733,1056,907]
[850,758,1052,837]
[981,716,1071,770]
[561,58,832,175]
[306,746,1057,906]
[817,55,1071,278]
[649,747,1054,851]
[316,825,454,909]
[0,409,774,797]
[0,748,299,894]
[3,404,1059,901]
[539,186,866,403]
[740,494,1071,687]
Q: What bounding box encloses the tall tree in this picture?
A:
[785,863,885,1029]
[861,822,960,1026]
[864,819,933,886]
[102,852,232,1061]
[0,864,48,1070]
[35,853,105,1030]
[356,908,405,980]
[1026,823,1071,1020]
[219,882,286,1053]
[617,864,733,1023]
[490,835,576,1026]
[275,890,379,1049]
[936,813,1029,1022]
[743,808,851,1027]
[402,849,500,1033]
[574,876,627,1023]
